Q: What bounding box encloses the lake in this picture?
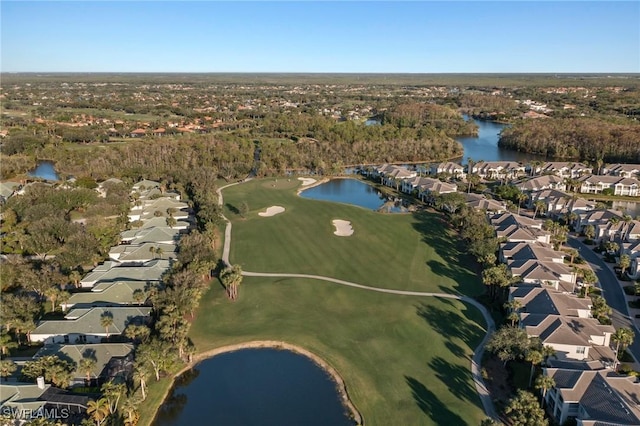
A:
[28,161,60,181]
[300,178,407,212]
[456,116,547,164]
[153,348,354,426]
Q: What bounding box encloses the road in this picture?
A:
[568,236,640,363]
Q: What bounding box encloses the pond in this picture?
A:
[28,161,60,181]
[300,178,407,212]
[153,348,354,426]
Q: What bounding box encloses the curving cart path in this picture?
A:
[217,180,498,421]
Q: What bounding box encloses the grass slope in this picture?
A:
[223,178,482,296]
[190,277,487,425]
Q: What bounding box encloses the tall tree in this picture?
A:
[612,327,635,368]
[86,398,110,426]
[100,311,114,338]
[220,264,243,301]
[534,375,556,406]
[619,254,631,276]
[505,390,548,426]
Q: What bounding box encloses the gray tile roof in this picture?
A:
[32,307,152,337]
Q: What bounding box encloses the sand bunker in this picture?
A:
[298,177,317,186]
[258,206,285,217]
[332,220,354,237]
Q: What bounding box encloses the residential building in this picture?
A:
[429,162,465,179]
[578,175,639,197]
[471,161,526,180]
[544,368,640,425]
[31,307,152,345]
[603,163,640,179]
[34,343,134,387]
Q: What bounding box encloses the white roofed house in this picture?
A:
[515,175,567,192]
[543,368,640,425]
[128,197,190,222]
[471,161,526,180]
[508,259,577,292]
[578,175,640,197]
[79,259,170,288]
[61,280,150,311]
[603,163,640,178]
[464,193,507,214]
[374,164,417,189]
[490,213,551,244]
[109,242,177,264]
[30,307,152,345]
[509,285,593,319]
[33,343,134,387]
[622,240,640,279]
[576,209,625,235]
[500,241,566,264]
[429,162,465,179]
[520,314,615,366]
[530,162,593,179]
[415,178,457,204]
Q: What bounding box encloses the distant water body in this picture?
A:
[28,161,60,181]
[456,116,547,164]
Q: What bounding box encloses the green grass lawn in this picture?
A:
[188,277,487,425]
[223,177,483,296]
[144,177,489,425]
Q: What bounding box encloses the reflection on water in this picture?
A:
[456,116,547,164]
[300,178,407,212]
[153,349,353,426]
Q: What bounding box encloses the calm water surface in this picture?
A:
[28,161,60,181]
[153,348,353,426]
[456,116,547,164]
[300,178,406,212]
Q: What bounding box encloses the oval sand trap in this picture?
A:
[258,206,285,217]
[298,177,317,186]
[332,219,354,237]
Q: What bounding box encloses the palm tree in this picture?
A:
[535,374,556,406]
[79,356,96,384]
[69,270,82,288]
[120,395,140,426]
[566,248,579,265]
[132,365,149,401]
[516,192,527,215]
[505,389,548,426]
[100,311,114,338]
[86,398,110,426]
[533,200,546,219]
[220,264,243,300]
[0,328,18,356]
[132,289,146,306]
[541,345,556,366]
[619,254,631,277]
[0,359,17,378]
[583,224,596,242]
[526,349,544,388]
[612,327,635,369]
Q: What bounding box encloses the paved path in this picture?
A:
[568,236,640,364]
[219,181,498,421]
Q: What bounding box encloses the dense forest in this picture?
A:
[498,118,640,162]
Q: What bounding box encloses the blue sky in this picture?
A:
[1,1,638,73]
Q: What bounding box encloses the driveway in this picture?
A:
[568,236,640,363]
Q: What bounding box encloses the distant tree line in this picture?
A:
[499,118,640,162]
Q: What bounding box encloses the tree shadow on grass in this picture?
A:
[416,302,485,352]
[429,356,482,408]
[226,203,240,215]
[411,211,483,296]
[405,375,468,425]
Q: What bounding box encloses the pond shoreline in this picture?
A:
[155,340,363,426]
